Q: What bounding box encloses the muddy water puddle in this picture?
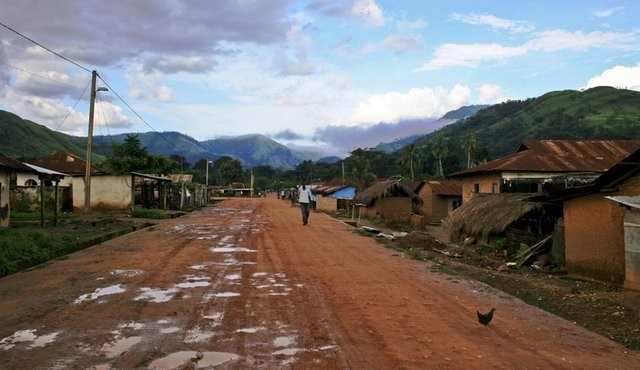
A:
[149,350,239,369]
[74,284,126,304]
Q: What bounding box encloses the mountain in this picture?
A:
[373,105,488,153]
[0,111,315,168]
[0,110,88,161]
[412,86,640,167]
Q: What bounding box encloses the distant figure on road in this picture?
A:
[298,183,312,225]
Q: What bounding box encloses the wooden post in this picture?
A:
[39,177,44,227]
[53,179,59,226]
[84,70,98,211]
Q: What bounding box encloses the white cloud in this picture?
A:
[477,84,504,104]
[382,35,423,55]
[451,13,534,33]
[592,7,624,18]
[417,29,638,71]
[351,0,385,26]
[348,85,470,124]
[154,86,175,102]
[414,43,527,71]
[584,64,640,91]
[526,30,637,52]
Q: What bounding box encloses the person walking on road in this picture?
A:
[298,183,312,225]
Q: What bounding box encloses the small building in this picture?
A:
[414,180,462,225]
[451,140,640,203]
[548,148,640,288]
[355,180,422,226]
[0,153,38,227]
[445,193,549,247]
[314,179,357,212]
[29,150,132,211]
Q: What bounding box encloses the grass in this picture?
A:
[131,207,168,219]
[0,228,76,277]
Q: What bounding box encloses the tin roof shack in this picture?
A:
[0,153,38,227]
[414,180,462,225]
[30,150,132,211]
[546,149,640,288]
[131,172,173,210]
[314,179,357,212]
[451,140,640,203]
[445,193,549,251]
[355,180,422,227]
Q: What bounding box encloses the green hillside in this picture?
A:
[0,110,87,161]
[413,86,640,168]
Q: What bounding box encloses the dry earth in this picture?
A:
[0,195,638,369]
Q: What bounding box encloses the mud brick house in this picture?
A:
[450,140,640,203]
[355,180,422,227]
[412,180,462,225]
[543,148,640,289]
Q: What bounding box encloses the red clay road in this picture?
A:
[0,195,637,369]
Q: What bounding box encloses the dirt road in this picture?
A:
[0,196,637,369]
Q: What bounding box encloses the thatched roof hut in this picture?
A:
[355,180,421,206]
[445,193,542,243]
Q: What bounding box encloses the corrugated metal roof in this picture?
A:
[24,163,68,178]
[605,196,640,209]
[452,140,640,177]
[426,180,462,196]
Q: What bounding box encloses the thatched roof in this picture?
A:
[355,180,421,206]
[445,193,541,239]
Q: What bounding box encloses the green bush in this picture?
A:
[0,228,75,277]
[131,207,168,219]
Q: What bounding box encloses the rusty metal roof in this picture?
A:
[452,140,640,177]
[0,153,36,172]
[426,180,462,196]
[29,150,108,176]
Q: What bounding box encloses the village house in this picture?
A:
[450,140,640,203]
[355,180,422,227]
[314,179,356,213]
[412,180,462,225]
[0,153,38,227]
[29,150,132,211]
[540,148,640,289]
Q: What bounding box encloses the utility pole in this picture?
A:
[84,70,107,211]
[84,70,98,211]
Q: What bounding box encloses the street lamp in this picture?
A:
[84,70,108,211]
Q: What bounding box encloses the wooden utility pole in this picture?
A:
[84,70,98,211]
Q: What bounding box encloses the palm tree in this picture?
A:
[399,143,422,181]
[431,133,448,178]
[462,131,477,168]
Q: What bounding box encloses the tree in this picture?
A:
[399,143,421,181]
[214,156,244,186]
[344,149,376,191]
[431,133,449,178]
[103,134,176,175]
[461,131,477,169]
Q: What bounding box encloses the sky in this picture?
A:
[1,1,639,157]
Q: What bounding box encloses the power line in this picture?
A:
[98,76,176,147]
[0,21,92,74]
[56,78,91,131]
[0,61,81,90]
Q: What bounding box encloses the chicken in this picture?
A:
[477,308,496,326]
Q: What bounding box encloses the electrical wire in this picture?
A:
[0,61,81,90]
[55,79,91,131]
[0,21,92,73]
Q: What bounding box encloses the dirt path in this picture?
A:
[0,196,637,369]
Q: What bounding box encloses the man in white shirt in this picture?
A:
[298,183,312,225]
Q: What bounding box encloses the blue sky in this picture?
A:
[1,0,639,157]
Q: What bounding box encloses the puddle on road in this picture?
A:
[176,281,211,288]
[101,336,142,358]
[110,269,143,277]
[149,351,239,369]
[214,292,241,298]
[0,329,60,350]
[134,287,180,303]
[210,245,256,253]
[273,336,297,347]
[236,326,265,333]
[74,284,126,304]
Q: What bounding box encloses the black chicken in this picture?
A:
[477,308,496,326]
